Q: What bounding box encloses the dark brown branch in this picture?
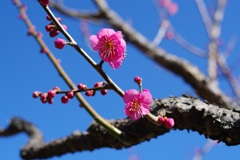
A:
[1,96,240,159]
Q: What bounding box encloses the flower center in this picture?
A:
[105,41,113,50]
[130,99,140,111]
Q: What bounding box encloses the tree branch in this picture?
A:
[1,96,240,159]
[0,117,44,151]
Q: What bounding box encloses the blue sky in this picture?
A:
[1,0,240,159]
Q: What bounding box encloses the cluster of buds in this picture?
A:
[158,116,175,129]
[33,82,109,104]
[32,86,60,104]
[45,15,67,38]
[78,82,108,97]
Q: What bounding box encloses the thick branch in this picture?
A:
[1,96,240,159]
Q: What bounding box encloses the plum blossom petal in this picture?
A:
[116,31,123,39]
[139,103,151,115]
[97,28,115,39]
[89,35,99,50]
[139,89,153,105]
[109,54,125,69]
[120,38,126,51]
[123,89,139,103]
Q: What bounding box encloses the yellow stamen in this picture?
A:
[105,41,113,50]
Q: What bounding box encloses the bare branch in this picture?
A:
[193,139,217,160]
[173,28,207,57]
[2,96,240,159]
[152,19,170,45]
[195,0,212,37]
[223,36,238,58]
[217,54,240,97]
[207,0,226,83]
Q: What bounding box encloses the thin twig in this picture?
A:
[195,0,212,37]
[173,29,207,57]
[152,19,170,45]
[207,0,226,83]
[217,54,240,97]
[192,139,218,160]
[222,36,238,58]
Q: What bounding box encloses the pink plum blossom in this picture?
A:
[90,28,126,69]
[123,89,152,121]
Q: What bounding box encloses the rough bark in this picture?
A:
[1,96,240,159]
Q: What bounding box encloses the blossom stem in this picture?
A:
[40,3,124,97]
[139,83,143,92]
[144,113,160,126]
[15,0,125,142]
[98,60,104,68]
